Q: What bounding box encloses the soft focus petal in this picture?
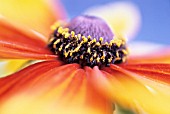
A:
[87,65,170,114]
[0,17,56,59]
[0,61,112,114]
[0,0,66,37]
[119,63,170,84]
[85,1,141,40]
[128,47,170,63]
[0,60,29,77]
[128,41,165,56]
[128,41,170,63]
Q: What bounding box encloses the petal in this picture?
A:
[119,63,170,84]
[87,65,170,113]
[0,60,29,77]
[0,17,56,60]
[0,0,66,37]
[128,47,170,63]
[0,16,47,46]
[0,42,56,59]
[0,62,112,114]
[84,1,141,41]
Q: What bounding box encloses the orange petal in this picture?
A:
[119,63,170,84]
[0,43,56,60]
[0,0,66,38]
[0,62,112,114]
[0,17,56,60]
[87,65,170,113]
[128,47,170,63]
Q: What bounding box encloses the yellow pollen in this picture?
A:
[116,51,119,57]
[53,39,61,48]
[57,27,64,34]
[77,34,81,39]
[88,35,91,39]
[122,49,128,55]
[102,51,106,59]
[87,47,91,53]
[90,57,93,62]
[74,45,82,52]
[64,51,69,57]
[71,31,75,37]
[54,39,60,44]
[59,45,63,51]
[94,52,97,58]
[80,55,83,59]
[105,42,108,45]
[64,32,70,38]
[101,56,105,60]
[65,43,71,49]
[82,36,88,42]
[93,38,96,42]
[63,28,69,32]
[48,37,55,44]
[115,57,121,61]
[110,37,125,47]
[97,57,100,62]
[74,35,78,40]
[99,37,103,42]
[69,51,73,56]
[108,58,112,62]
[96,42,100,46]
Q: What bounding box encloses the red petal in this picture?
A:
[119,63,170,84]
[85,67,113,114]
[0,60,63,97]
[0,46,56,60]
[0,62,112,114]
[0,17,56,59]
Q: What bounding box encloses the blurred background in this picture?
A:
[61,0,170,45]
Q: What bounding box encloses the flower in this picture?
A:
[0,0,66,76]
[0,1,170,114]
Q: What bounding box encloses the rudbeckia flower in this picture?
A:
[0,1,170,114]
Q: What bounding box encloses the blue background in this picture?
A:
[61,0,170,44]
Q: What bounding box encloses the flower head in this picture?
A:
[48,15,128,68]
[0,1,170,114]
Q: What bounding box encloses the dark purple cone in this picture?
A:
[66,15,114,42]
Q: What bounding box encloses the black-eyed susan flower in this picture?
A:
[0,1,170,114]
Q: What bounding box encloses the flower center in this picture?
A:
[48,15,128,68]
